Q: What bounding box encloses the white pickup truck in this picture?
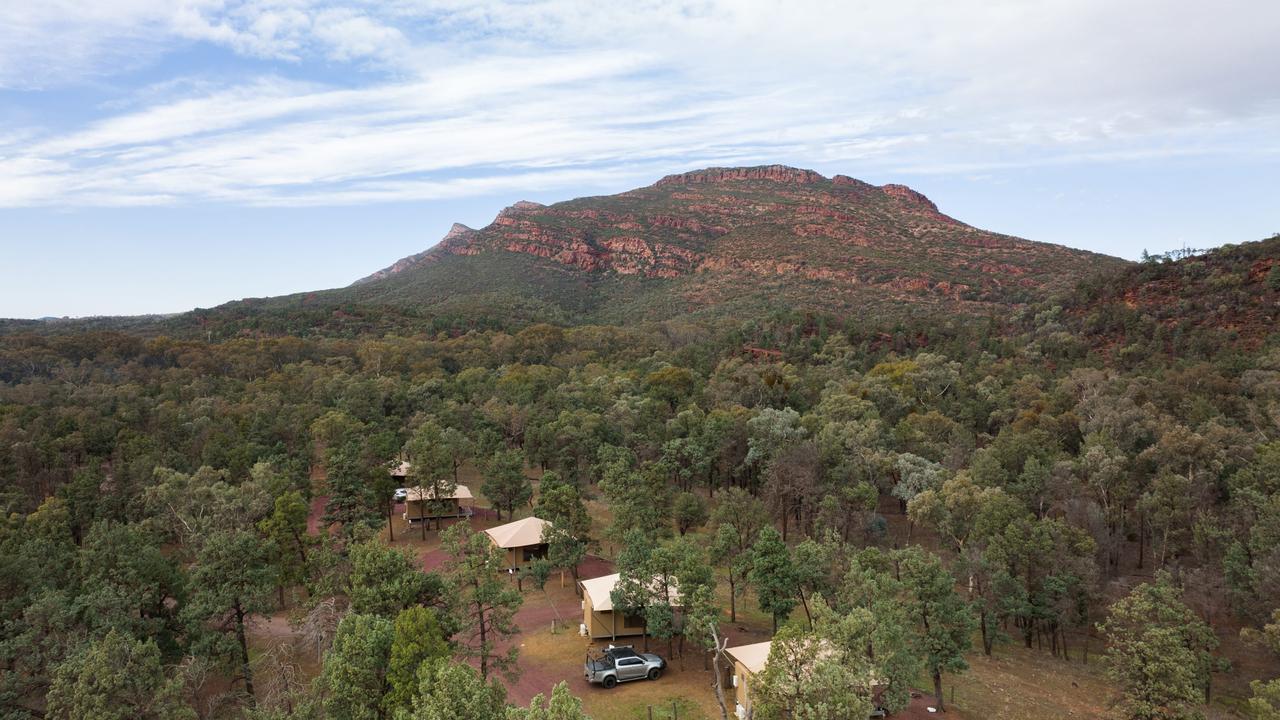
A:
[584,645,666,689]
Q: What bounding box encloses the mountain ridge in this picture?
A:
[345,164,1125,318]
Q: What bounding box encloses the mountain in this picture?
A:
[1064,235,1280,356]
[89,165,1128,337]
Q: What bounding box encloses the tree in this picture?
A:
[480,449,532,521]
[678,574,731,719]
[812,482,878,543]
[896,546,975,712]
[762,442,821,540]
[76,520,185,651]
[1244,610,1280,719]
[751,622,874,720]
[403,421,458,537]
[1099,572,1218,720]
[399,659,507,720]
[348,539,441,618]
[319,613,394,720]
[908,474,1021,559]
[750,527,797,633]
[384,607,450,715]
[1268,262,1280,291]
[608,532,667,655]
[534,473,592,542]
[1139,472,1197,568]
[891,453,947,511]
[258,490,312,608]
[509,681,593,720]
[310,413,384,540]
[46,630,194,720]
[440,523,522,681]
[709,487,768,623]
[184,528,277,705]
[839,549,923,713]
[598,449,670,544]
[745,407,806,474]
[541,522,587,585]
[672,492,708,535]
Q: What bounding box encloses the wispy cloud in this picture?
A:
[0,0,1278,208]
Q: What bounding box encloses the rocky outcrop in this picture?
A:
[880,183,939,211]
[655,165,826,187]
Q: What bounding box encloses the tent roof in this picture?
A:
[405,484,472,502]
[726,640,772,675]
[580,573,622,612]
[578,572,681,612]
[484,517,552,549]
[391,461,411,476]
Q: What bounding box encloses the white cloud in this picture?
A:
[0,0,1277,207]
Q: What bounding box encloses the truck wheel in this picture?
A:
[602,676,617,689]
[648,668,662,681]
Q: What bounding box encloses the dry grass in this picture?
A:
[517,625,721,720]
[944,644,1112,719]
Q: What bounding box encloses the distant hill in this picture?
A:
[175,165,1126,335]
[1064,235,1280,358]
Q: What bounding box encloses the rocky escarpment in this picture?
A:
[655,164,826,186]
[355,165,1126,310]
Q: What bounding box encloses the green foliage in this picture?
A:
[838,549,923,712]
[182,527,277,699]
[1099,572,1217,720]
[749,527,797,631]
[480,448,533,521]
[398,658,507,720]
[598,447,671,543]
[895,545,976,712]
[672,492,708,535]
[440,522,523,681]
[347,538,440,618]
[6,231,1280,720]
[45,629,193,720]
[384,607,451,714]
[751,620,873,720]
[508,681,592,720]
[320,613,394,720]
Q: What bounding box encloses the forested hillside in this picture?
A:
[1,237,1279,720]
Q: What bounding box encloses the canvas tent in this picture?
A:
[402,484,474,522]
[723,638,881,718]
[725,640,772,719]
[390,461,412,481]
[483,516,551,569]
[578,572,682,640]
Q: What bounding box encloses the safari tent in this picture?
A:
[578,572,682,640]
[723,638,882,718]
[483,516,551,569]
[402,484,474,522]
[390,460,412,482]
[725,640,772,719]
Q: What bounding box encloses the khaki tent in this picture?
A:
[484,516,551,569]
[724,638,878,717]
[725,640,772,719]
[402,484,474,522]
[578,572,682,640]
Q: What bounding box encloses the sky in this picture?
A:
[1,1,1278,318]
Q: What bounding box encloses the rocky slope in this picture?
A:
[351,164,1125,318]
